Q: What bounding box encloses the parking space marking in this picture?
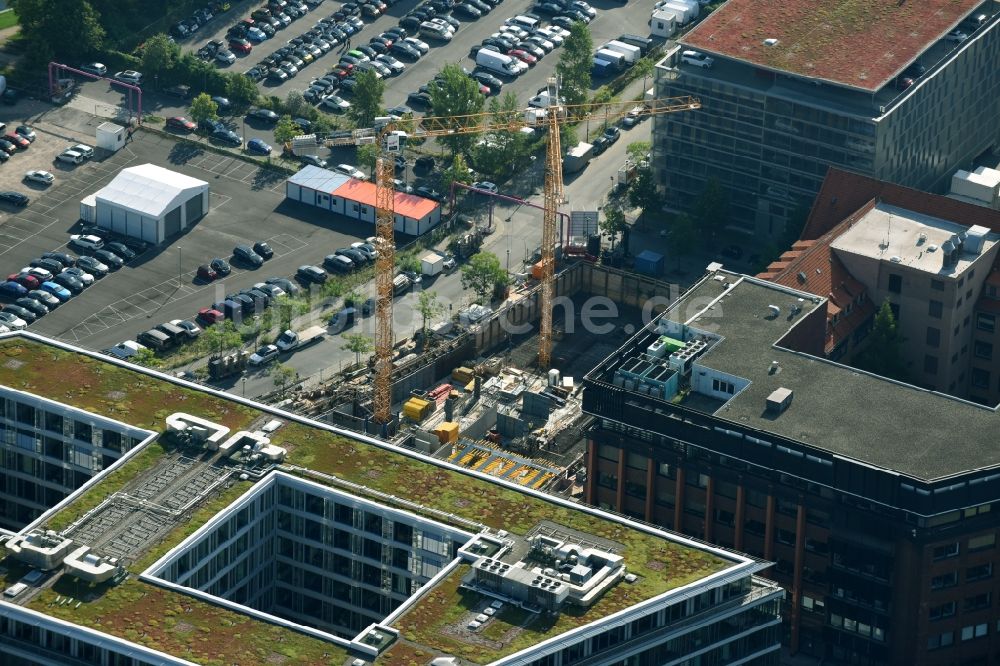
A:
[209,193,232,209]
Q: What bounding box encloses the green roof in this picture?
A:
[0,335,735,665]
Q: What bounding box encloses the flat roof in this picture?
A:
[830,202,1000,275]
[332,179,439,219]
[681,0,983,92]
[95,163,208,218]
[671,275,1000,480]
[0,334,738,665]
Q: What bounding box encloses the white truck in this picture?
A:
[563,142,594,174]
[603,40,641,64]
[421,251,445,277]
[275,325,326,352]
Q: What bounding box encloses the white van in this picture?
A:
[505,15,540,32]
[476,48,524,77]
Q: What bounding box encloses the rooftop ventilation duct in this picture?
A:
[766,387,793,414]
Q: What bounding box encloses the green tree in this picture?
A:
[131,347,161,368]
[691,178,730,241]
[427,63,486,156]
[669,213,697,270]
[274,115,301,145]
[189,93,218,124]
[271,362,299,397]
[356,143,378,177]
[141,33,179,77]
[349,70,385,128]
[441,153,473,191]
[628,167,663,223]
[633,56,655,92]
[626,140,651,164]
[12,0,105,64]
[600,205,627,252]
[473,92,530,178]
[559,123,578,152]
[461,252,508,303]
[199,320,242,357]
[342,333,374,367]
[274,296,310,331]
[855,299,908,382]
[225,73,259,110]
[284,90,307,117]
[417,290,444,339]
[555,21,593,108]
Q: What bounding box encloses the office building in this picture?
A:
[583,267,1000,665]
[652,0,1000,238]
[0,333,783,666]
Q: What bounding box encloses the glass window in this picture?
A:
[931,279,944,291]
[977,313,995,332]
[968,533,996,551]
[974,340,993,359]
[888,274,902,293]
[926,327,940,347]
[929,300,943,318]
[972,368,990,389]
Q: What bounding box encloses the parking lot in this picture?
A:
[0,125,379,353]
[68,0,656,161]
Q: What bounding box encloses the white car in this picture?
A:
[81,62,107,76]
[106,340,147,360]
[680,50,714,68]
[114,70,143,85]
[249,344,280,366]
[69,234,104,251]
[216,49,237,65]
[0,313,27,330]
[404,37,430,54]
[535,28,564,45]
[24,170,54,185]
[70,144,94,159]
[320,94,351,111]
[376,54,405,74]
[334,163,366,180]
[56,150,84,165]
[945,29,969,42]
[21,266,53,281]
[169,319,202,338]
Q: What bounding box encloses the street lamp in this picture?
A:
[177,247,183,289]
[242,375,247,398]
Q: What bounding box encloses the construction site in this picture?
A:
[273,260,683,502]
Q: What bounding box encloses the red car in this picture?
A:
[477,83,491,95]
[8,273,39,289]
[330,66,351,79]
[3,133,29,149]
[196,264,217,281]
[197,307,224,325]
[229,38,252,54]
[166,116,197,132]
[509,49,538,66]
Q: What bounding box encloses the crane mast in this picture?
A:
[317,94,701,427]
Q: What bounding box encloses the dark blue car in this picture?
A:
[246,138,272,155]
[0,281,26,298]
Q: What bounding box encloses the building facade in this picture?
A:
[584,273,1000,665]
[653,0,1000,239]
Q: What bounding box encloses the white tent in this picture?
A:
[91,164,209,244]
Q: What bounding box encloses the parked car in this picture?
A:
[2,304,36,323]
[80,62,108,76]
[233,244,264,267]
[14,126,36,142]
[253,241,274,259]
[297,264,327,283]
[0,310,27,329]
[76,255,108,276]
[24,170,54,185]
[333,163,366,179]
[301,154,328,168]
[248,108,280,122]
[114,70,144,85]
[247,138,273,155]
[93,250,124,270]
[52,273,84,294]
[69,234,104,251]
[61,267,94,286]
[167,116,197,132]
[212,127,242,146]
[39,282,72,302]
[0,281,26,298]
[197,264,218,281]
[265,276,300,295]
[16,297,49,317]
[42,251,76,268]
[249,344,280,366]
[169,319,202,339]
[197,307,224,325]
[210,257,232,276]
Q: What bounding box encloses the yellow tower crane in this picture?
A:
[319,87,700,425]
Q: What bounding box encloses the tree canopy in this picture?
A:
[189,93,218,123]
[461,252,508,303]
[473,92,530,178]
[349,70,385,128]
[141,33,179,77]
[225,74,259,110]
[855,299,908,382]
[555,22,593,108]
[427,63,485,156]
[12,0,105,65]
